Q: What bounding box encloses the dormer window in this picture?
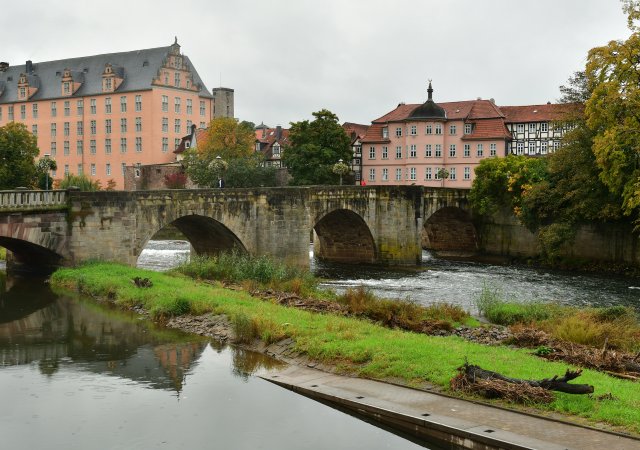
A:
[464,123,473,134]
[382,127,388,138]
[273,143,281,158]
[63,82,70,94]
[19,87,26,99]
[105,78,112,90]
[185,141,190,149]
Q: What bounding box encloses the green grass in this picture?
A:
[476,285,640,351]
[0,247,5,261]
[50,262,640,434]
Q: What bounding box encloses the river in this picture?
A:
[2,241,638,449]
[0,273,430,450]
[138,241,640,311]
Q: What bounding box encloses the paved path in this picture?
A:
[258,365,640,450]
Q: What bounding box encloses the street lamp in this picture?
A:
[338,159,343,185]
[44,153,51,191]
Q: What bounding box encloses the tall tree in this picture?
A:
[585,0,640,219]
[0,122,40,189]
[283,109,351,185]
[199,117,255,160]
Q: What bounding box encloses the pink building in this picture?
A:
[0,39,214,189]
[360,83,511,188]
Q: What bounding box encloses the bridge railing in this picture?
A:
[0,190,67,210]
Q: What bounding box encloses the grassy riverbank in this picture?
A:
[51,262,640,434]
[0,247,5,261]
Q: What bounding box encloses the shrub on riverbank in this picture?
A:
[172,253,318,295]
[0,247,5,261]
[476,285,640,351]
[50,262,640,434]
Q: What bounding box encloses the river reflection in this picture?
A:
[0,273,430,450]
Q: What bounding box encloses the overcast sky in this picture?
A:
[1,0,631,126]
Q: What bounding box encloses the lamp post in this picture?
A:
[44,153,51,191]
[338,159,343,185]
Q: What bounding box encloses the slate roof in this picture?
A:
[0,45,212,104]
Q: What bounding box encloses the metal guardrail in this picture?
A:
[0,190,67,210]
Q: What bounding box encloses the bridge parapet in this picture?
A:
[0,190,67,212]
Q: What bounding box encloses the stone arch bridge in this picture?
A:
[0,187,475,273]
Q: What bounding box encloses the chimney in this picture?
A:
[0,62,8,72]
[25,60,33,74]
[275,125,282,140]
[490,98,495,104]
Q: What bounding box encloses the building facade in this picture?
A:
[0,39,214,189]
[342,122,369,184]
[255,125,289,168]
[360,83,576,188]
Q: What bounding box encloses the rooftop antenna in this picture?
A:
[219,72,222,87]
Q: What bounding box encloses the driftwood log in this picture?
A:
[456,362,594,395]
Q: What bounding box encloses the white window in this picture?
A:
[121,162,126,175]
[425,167,432,180]
[51,123,57,136]
[77,100,83,115]
[382,168,388,181]
[64,122,70,136]
[410,125,417,135]
[90,120,97,135]
[174,72,180,88]
[90,99,96,114]
[76,140,83,155]
[162,137,168,153]
[77,163,83,175]
[477,144,484,157]
[136,117,142,132]
[187,99,193,114]
[64,141,69,155]
[106,163,111,176]
[51,102,57,117]
[51,142,57,156]
[464,167,471,180]
[162,96,169,112]
[64,101,70,116]
[200,100,206,116]
[528,141,536,154]
[553,140,561,151]
[410,167,416,181]
[135,95,142,112]
[490,143,497,156]
[541,122,548,132]
[120,137,127,153]
[162,117,168,133]
[464,144,470,157]
[396,146,402,159]
[368,168,375,181]
[64,164,69,175]
[175,119,181,133]
[541,141,548,154]
[516,142,524,155]
[426,124,432,135]
[174,97,181,113]
[91,163,96,176]
[425,144,432,157]
[450,167,456,180]
[529,123,536,133]
[120,96,127,113]
[33,104,38,119]
[32,124,37,136]
[395,127,402,137]
[105,119,112,134]
[410,144,417,158]
[449,144,456,157]
[382,127,388,138]
[90,140,96,155]
[435,124,442,135]
[120,118,127,133]
[464,123,472,134]
[449,125,456,135]
[395,168,402,181]
[382,146,388,159]
[136,137,143,153]
[369,146,375,159]
[105,97,112,114]
[105,139,112,154]
[435,144,442,157]
[516,123,524,133]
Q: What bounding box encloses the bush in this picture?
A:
[475,285,560,325]
[54,174,101,191]
[164,172,188,189]
[232,312,260,344]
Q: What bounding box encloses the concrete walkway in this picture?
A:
[258,365,640,450]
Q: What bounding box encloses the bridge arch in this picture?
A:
[313,209,376,264]
[0,237,64,274]
[138,214,247,263]
[422,206,478,256]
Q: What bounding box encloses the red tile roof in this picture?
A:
[255,127,290,160]
[342,122,370,141]
[461,119,511,140]
[499,103,582,123]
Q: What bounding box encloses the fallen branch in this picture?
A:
[452,362,594,401]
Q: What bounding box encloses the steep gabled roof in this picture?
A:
[0,44,212,104]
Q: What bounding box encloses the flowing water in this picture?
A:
[2,240,638,449]
[139,241,640,312]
